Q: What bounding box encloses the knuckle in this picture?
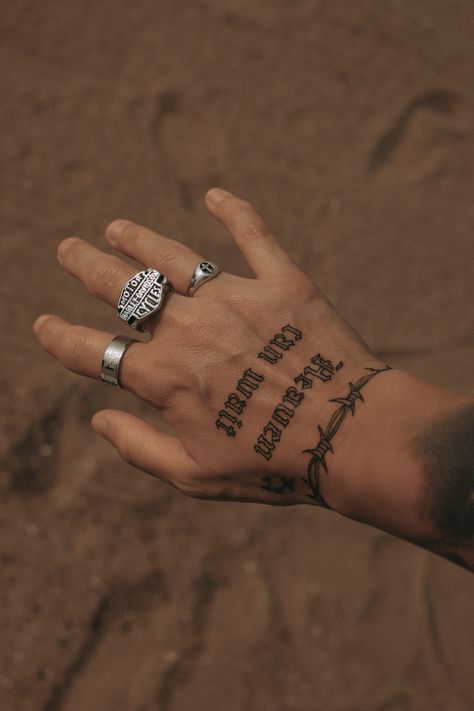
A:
[89,259,123,294]
[156,241,183,268]
[60,325,88,370]
[165,299,194,329]
[117,437,134,466]
[242,219,270,241]
[131,362,181,407]
[169,308,194,330]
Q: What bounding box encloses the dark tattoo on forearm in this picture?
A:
[303,365,392,507]
[413,404,474,571]
[261,475,296,494]
[216,324,303,437]
[254,354,344,460]
[417,539,473,572]
[258,324,303,364]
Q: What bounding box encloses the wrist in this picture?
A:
[329,368,473,542]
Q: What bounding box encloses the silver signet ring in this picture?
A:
[187,261,221,296]
[117,268,172,330]
[101,335,139,388]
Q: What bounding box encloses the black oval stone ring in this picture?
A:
[117,268,173,331]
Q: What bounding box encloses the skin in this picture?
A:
[33,189,474,570]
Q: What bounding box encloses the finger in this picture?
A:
[91,409,203,493]
[205,189,299,279]
[57,237,138,307]
[33,314,147,391]
[106,220,217,296]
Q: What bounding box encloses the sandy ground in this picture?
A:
[1,1,474,709]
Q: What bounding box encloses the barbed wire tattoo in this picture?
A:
[303,365,392,507]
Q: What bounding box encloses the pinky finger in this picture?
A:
[33,314,146,390]
[91,409,203,495]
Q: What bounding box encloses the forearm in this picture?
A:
[325,369,474,570]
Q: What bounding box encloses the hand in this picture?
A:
[33,188,474,570]
[33,189,395,512]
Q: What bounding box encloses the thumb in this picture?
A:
[91,410,202,491]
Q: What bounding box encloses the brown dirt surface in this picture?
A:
[1,1,474,710]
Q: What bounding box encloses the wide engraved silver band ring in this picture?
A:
[187,261,221,296]
[101,335,139,388]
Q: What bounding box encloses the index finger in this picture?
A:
[205,189,300,279]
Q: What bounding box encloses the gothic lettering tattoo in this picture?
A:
[261,475,296,495]
[303,365,391,507]
[216,324,303,437]
[254,354,344,460]
[258,324,303,364]
[216,409,243,437]
[216,368,264,437]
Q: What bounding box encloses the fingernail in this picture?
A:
[57,236,79,265]
[107,219,132,245]
[33,314,50,335]
[91,416,108,436]
[207,188,231,206]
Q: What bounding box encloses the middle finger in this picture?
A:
[105,220,211,295]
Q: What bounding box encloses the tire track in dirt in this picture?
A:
[156,567,221,711]
[3,386,75,496]
[148,89,194,212]
[42,570,168,711]
[368,89,461,175]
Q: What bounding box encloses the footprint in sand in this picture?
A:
[368,89,471,182]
